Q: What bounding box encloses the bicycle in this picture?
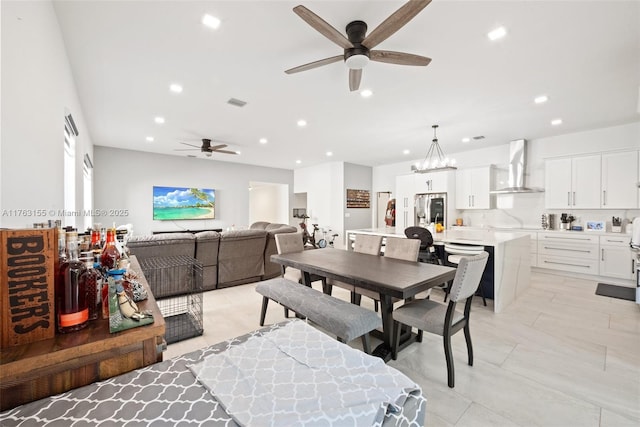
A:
[317,228,339,248]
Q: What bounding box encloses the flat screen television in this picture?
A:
[153,186,215,220]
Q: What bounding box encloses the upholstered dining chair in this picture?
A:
[354,236,420,311]
[273,232,324,318]
[326,234,382,304]
[391,251,489,388]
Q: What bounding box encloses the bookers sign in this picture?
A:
[1,229,56,348]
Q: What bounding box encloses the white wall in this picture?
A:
[94,147,293,235]
[373,122,640,229]
[294,161,345,247]
[249,182,289,225]
[1,0,93,229]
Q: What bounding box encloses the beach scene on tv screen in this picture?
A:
[153,186,215,220]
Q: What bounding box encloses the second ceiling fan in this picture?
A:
[285,0,433,91]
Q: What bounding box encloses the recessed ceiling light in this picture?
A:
[326,151,333,157]
[154,116,165,124]
[145,136,154,142]
[488,26,507,41]
[296,160,301,164]
[551,118,563,126]
[202,14,221,29]
[259,138,268,144]
[360,89,373,98]
[169,84,183,93]
[402,149,410,155]
[462,137,471,143]
[534,95,548,104]
[297,119,307,127]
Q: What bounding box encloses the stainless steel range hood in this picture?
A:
[490,139,544,194]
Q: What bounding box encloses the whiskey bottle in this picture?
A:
[56,231,89,333]
[100,228,121,270]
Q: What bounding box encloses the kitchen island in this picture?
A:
[346,227,531,313]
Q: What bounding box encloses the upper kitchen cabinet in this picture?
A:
[545,155,601,209]
[455,166,494,210]
[545,151,638,209]
[414,170,455,194]
[601,151,639,208]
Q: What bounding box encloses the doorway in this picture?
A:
[249,181,289,225]
[376,192,391,228]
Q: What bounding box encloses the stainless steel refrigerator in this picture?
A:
[414,193,447,228]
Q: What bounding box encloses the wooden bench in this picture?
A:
[255,278,382,353]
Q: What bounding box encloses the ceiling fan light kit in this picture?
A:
[412,125,457,173]
[286,1,432,91]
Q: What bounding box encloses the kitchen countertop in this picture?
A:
[346,227,531,246]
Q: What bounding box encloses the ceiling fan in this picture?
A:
[285,0,432,91]
[175,139,238,157]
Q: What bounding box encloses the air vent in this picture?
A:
[472,135,485,140]
[187,155,197,158]
[227,98,247,107]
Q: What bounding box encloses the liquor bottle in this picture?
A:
[56,231,89,333]
[81,252,101,321]
[90,229,102,262]
[100,228,121,270]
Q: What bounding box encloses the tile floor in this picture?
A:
[165,271,640,427]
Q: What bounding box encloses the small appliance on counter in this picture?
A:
[559,213,575,230]
[611,216,622,233]
[541,213,555,230]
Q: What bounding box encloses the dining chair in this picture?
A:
[391,251,489,388]
[354,237,420,311]
[326,234,382,304]
[273,232,325,318]
[443,243,487,306]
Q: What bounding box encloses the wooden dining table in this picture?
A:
[271,249,456,360]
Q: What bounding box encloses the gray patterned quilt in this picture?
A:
[0,320,426,426]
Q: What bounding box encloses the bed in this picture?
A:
[0,320,426,426]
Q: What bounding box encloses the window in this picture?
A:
[83,154,93,231]
[64,114,78,228]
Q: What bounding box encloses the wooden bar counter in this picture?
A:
[0,255,165,411]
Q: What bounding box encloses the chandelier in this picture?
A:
[411,124,457,173]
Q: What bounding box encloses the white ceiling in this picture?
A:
[52,0,640,170]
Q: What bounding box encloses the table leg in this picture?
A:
[302,271,312,287]
[372,294,394,362]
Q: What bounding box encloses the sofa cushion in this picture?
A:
[127,233,196,260]
[249,221,270,231]
[195,231,221,291]
[217,229,268,288]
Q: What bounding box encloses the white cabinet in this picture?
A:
[545,155,601,209]
[600,235,636,280]
[414,171,454,194]
[456,166,493,209]
[395,174,415,231]
[537,232,599,274]
[601,151,639,209]
[545,152,638,209]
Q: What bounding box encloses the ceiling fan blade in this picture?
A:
[179,142,201,148]
[285,55,344,74]
[349,68,362,92]
[362,0,431,49]
[370,50,431,66]
[293,5,354,49]
[208,144,228,151]
[213,149,239,155]
[174,148,199,151]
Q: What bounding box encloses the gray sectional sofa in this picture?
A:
[127,222,297,293]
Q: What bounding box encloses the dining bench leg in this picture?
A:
[361,333,371,354]
[260,296,269,326]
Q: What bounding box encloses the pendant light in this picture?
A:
[411,124,457,173]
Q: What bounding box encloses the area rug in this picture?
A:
[595,283,636,301]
